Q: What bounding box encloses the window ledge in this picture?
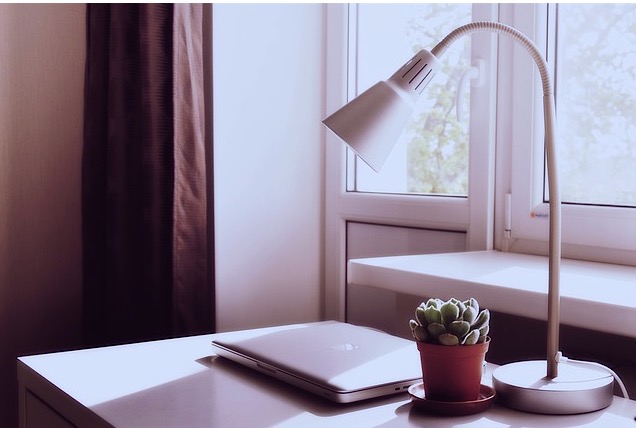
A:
[347,250,636,338]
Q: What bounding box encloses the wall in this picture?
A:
[213,4,324,331]
[0,4,85,426]
[0,2,323,423]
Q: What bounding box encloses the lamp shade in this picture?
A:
[323,49,440,172]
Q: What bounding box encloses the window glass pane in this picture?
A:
[352,4,472,196]
[555,4,636,207]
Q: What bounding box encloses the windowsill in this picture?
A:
[347,250,636,338]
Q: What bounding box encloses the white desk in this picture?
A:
[18,323,636,427]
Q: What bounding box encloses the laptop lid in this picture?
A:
[211,321,422,403]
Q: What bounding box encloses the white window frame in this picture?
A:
[496,3,636,265]
[324,4,499,320]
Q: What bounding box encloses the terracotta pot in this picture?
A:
[417,338,490,402]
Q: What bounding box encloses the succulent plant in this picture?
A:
[409,297,490,346]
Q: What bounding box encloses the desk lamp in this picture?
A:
[323,21,615,414]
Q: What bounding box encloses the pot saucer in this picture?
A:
[408,383,496,416]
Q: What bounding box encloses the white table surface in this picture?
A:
[18,322,636,427]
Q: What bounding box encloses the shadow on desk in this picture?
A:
[89,354,407,427]
[87,353,636,427]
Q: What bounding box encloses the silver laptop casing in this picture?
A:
[211,321,422,403]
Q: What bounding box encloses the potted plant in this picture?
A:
[409,297,490,402]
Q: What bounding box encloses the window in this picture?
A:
[349,4,473,196]
[503,3,636,261]
[328,3,497,236]
[324,4,498,319]
[554,4,636,207]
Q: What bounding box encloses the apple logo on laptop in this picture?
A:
[327,343,359,351]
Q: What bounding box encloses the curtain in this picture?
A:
[82,4,213,346]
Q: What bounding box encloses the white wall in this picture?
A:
[213,4,324,331]
[0,4,85,425]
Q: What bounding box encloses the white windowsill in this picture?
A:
[347,250,636,338]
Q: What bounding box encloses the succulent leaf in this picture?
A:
[409,319,419,330]
[412,325,429,342]
[424,306,442,324]
[425,298,441,309]
[449,320,470,338]
[472,309,490,330]
[456,299,467,314]
[479,324,490,337]
[438,333,460,346]
[466,298,479,313]
[462,306,477,324]
[440,301,460,326]
[427,322,446,339]
[462,329,480,345]
[415,307,428,325]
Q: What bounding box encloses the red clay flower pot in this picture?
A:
[417,338,490,402]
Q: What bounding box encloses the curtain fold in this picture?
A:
[82,4,213,346]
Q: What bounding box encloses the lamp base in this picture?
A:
[492,360,614,414]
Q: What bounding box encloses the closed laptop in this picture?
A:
[211,321,422,403]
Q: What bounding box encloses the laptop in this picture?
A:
[211,321,422,403]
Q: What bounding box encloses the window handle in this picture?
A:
[455,59,484,122]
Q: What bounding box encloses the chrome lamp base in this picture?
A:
[492,360,614,414]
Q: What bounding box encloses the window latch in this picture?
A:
[455,59,485,122]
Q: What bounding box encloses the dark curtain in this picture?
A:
[82,4,214,347]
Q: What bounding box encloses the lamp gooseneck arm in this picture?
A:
[433,21,562,378]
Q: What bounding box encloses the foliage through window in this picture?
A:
[350,4,472,196]
[554,4,636,207]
